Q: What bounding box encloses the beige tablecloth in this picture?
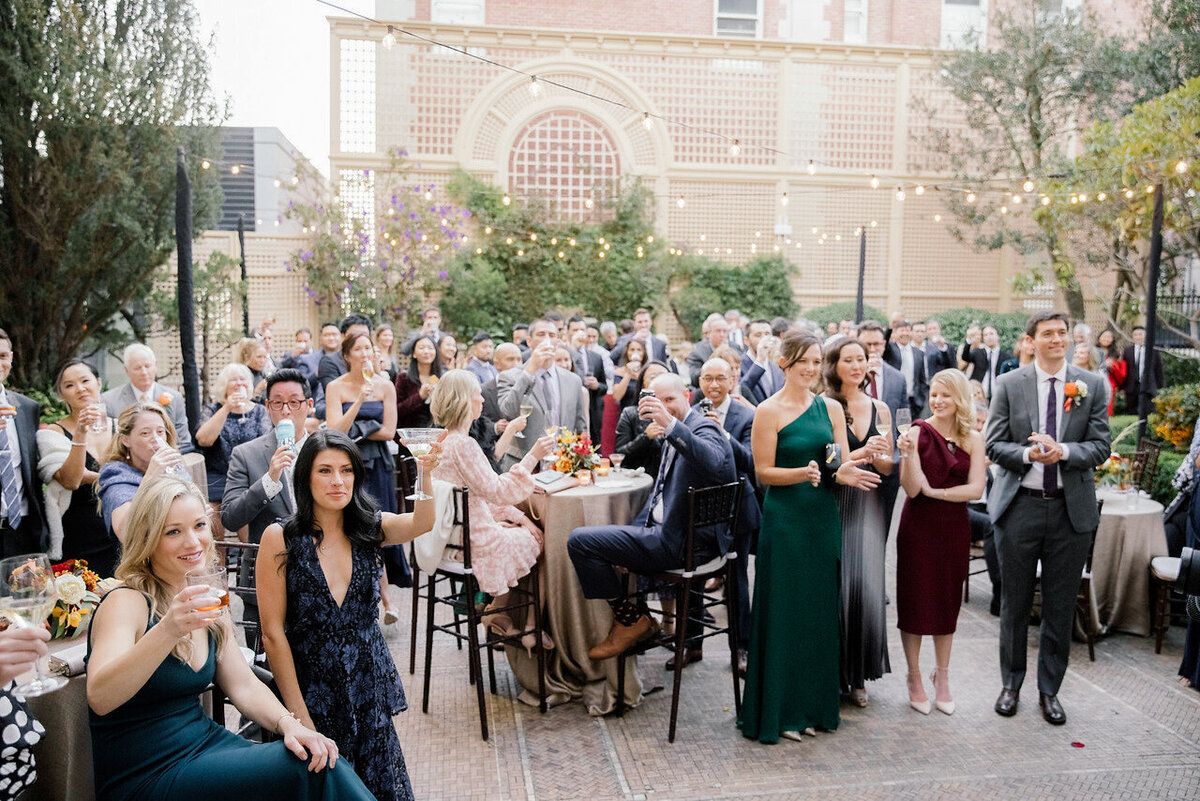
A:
[23,637,94,801]
[507,473,653,716]
[1091,490,1169,636]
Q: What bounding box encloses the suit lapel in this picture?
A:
[1024,368,1040,434]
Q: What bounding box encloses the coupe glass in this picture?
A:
[0,554,67,697]
[609,453,626,474]
[399,428,444,501]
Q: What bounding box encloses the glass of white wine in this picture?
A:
[895,408,913,437]
[399,428,444,501]
[361,353,376,382]
[515,402,534,439]
[0,554,67,697]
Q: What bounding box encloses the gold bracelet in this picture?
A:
[275,710,298,734]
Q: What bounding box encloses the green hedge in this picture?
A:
[927,308,1031,352]
[668,254,798,341]
[802,300,888,328]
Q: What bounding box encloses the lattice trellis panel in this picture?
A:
[791,61,897,172]
[340,39,377,153]
[509,110,621,222]
[666,180,778,261]
[906,66,968,175]
[785,186,891,308]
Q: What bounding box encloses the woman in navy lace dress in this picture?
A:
[257,430,439,801]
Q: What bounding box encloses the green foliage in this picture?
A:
[438,172,671,337]
[802,301,887,329]
[668,255,797,340]
[285,149,469,321]
[0,0,223,387]
[1149,383,1200,453]
[924,308,1031,351]
[1164,351,1200,388]
[22,387,70,426]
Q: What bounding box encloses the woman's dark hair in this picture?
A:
[281,430,381,563]
[779,330,822,371]
[340,331,373,362]
[54,358,101,395]
[821,338,868,425]
[406,335,445,383]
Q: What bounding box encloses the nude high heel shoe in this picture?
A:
[930,666,955,715]
[907,671,931,715]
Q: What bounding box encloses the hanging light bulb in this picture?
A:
[870,175,880,189]
[584,197,594,209]
[780,192,789,206]
[699,234,706,241]
[933,214,942,222]
[677,196,686,208]
[505,237,513,245]
[1096,191,1107,201]
[291,175,299,185]
[529,75,541,96]
[550,237,558,245]
[1041,196,1051,206]
[966,192,976,204]
[502,194,511,206]
[476,247,483,254]
[200,159,211,170]
[915,185,925,195]
[729,139,741,156]
[870,220,878,227]
[230,164,241,175]
[529,232,537,241]
[1176,161,1189,174]
[1000,206,1008,215]
[1023,179,1035,193]
[1070,195,1078,204]
[558,251,565,259]
[646,235,654,243]
[1124,188,1135,199]
[1146,184,1156,193]
[382,26,396,50]
[807,160,816,176]
[896,187,906,202]
[598,237,606,244]
[274,179,282,188]
[642,112,653,130]
[835,234,842,241]
[484,226,492,234]
[1012,194,1021,204]
[424,190,432,200]
[517,249,524,256]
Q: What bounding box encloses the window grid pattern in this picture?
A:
[906,67,970,174]
[338,169,377,287]
[790,62,896,171]
[340,39,377,153]
[666,179,780,261]
[783,187,890,302]
[509,111,621,222]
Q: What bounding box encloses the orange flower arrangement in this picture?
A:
[48,559,102,639]
[1062,381,1087,412]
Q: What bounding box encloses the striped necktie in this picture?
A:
[0,424,22,530]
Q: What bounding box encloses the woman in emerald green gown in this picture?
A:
[86,477,373,800]
[739,331,882,744]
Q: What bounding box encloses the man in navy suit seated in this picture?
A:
[569,372,736,660]
[693,357,760,674]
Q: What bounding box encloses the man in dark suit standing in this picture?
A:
[916,319,956,379]
[609,307,669,365]
[1121,325,1164,414]
[986,311,1109,726]
[0,328,48,557]
[858,321,908,531]
[568,372,735,659]
[739,319,784,406]
[883,320,929,418]
[685,313,729,387]
[965,325,1012,401]
[693,357,760,674]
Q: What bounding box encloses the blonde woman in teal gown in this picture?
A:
[86,477,373,800]
[739,331,881,744]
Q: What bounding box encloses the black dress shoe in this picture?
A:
[665,649,703,670]
[1039,693,1066,725]
[994,688,1019,716]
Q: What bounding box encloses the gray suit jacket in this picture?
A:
[985,364,1110,533]
[497,366,588,463]
[102,383,195,453]
[221,431,295,544]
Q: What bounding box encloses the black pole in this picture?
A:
[1136,183,1164,445]
[237,214,249,336]
[175,147,201,439]
[855,226,867,323]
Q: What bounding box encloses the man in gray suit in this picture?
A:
[986,311,1109,726]
[101,343,194,453]
[221,369,313,543]
[498,318,588,470]
[0,328,49,557]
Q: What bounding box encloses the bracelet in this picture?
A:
[70,441,88,448]
[275,710,298,734]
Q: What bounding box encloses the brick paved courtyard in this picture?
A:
[384,540,1200,801]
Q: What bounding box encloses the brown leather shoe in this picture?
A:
[588,615,659,660]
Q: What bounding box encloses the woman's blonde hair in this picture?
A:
[115,476,228,662]
[430,369,477,432]
[213,362,253,402]
[234,337,264,366]
[101,402,177,467]
[929,369,975,441]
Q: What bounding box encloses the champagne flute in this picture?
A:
[361,355,376,382]
[399,428,444,501]
[515,401,533,439]
[0,554,68,696]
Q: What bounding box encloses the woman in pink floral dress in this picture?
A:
[430,370,557,650]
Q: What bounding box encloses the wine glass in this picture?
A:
[609,453,625,474]
[0,554,68,697]
[361,355,376,381]
[515,402,533,439]
[895,408,913,436]
[399,428,444,501]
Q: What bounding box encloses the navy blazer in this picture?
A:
[883,342,929,416]
[632,411,736,560]
[691,397,763,544]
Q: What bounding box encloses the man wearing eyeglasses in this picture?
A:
[221,369,314,544]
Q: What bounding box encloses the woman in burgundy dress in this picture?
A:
[895,369,986,716]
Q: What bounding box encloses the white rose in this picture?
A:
[56,573,87,605]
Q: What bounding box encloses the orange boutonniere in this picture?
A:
[157,392,172,406]
[1063,381,1087,412]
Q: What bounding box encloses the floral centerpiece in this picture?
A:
[48,559,101,639]
[1094,453,1132,490]
[546,427,600,475]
